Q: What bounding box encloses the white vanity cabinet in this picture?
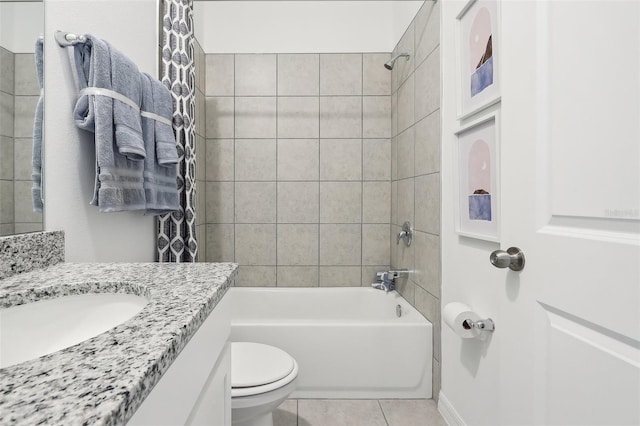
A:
[128,293,232,426]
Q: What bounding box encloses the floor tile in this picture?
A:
[298,399,387,426]
[379,399,446,426]
[274,399,298,426]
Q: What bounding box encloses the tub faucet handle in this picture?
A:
[372,282,390,291]
[373,272,395,292]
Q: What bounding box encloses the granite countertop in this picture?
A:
[0,262,238,426]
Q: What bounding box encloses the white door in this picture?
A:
[498,1,640,424]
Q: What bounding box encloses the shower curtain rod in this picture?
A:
[54,31,86,47]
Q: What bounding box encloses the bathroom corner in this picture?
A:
[0,0,635,424]
[389,0,442,401]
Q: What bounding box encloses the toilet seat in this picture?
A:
[231,342,298,398]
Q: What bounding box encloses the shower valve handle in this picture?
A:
[397,221,413,247]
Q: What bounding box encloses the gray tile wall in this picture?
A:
[203,52,392,287]
[0,47,42,236]
[0,46,15,235]
[389,1,441,400]
[194,39,207,262]
[13,53,42,234]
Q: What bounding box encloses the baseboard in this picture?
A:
[438,391,466,426]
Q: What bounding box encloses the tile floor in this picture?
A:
[273,399,446,426]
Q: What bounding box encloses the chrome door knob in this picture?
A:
[490,247,525,271]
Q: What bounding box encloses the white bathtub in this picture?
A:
[228,287,432,399]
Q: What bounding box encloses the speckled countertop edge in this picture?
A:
[0,262,238,426]
[0,231,64,280]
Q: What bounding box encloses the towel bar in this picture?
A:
[54,31,86,47]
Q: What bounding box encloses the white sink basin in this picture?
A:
[0,293,149,369]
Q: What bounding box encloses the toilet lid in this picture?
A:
[231,342,295,388]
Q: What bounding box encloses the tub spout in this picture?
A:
[387,269,409,280]
[372,271,394,292]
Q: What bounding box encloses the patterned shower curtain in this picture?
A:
[157,0,198,262]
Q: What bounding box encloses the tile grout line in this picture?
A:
[378,399,391,426]
[232,54,237,271]
[317,53,321,287]
[387,52,394,273]
[275,54,279,287]
[224,94,389,98]
[361,53,364,286]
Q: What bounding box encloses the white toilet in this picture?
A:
[231,342,298,426]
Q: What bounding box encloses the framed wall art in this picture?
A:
[456,0,500,119]
[454,113,500,241]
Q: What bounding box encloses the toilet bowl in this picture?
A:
[231,342,298,426]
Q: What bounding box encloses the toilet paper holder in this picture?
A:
[462,318,495,332]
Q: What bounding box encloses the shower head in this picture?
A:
[384,53,410,70]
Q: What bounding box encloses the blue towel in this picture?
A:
[31,38,44,213]
[140,73,179,215]
[152,79,179,166]
[111,44,145,160]
[71,35,146,212]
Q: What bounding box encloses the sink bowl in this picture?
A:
[0,292,149,369]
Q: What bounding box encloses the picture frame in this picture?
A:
[456,0,500,119]
[454,112,500,242]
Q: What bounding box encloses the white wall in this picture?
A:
[43,0,159,262]
[391,1,427,47]
[0,2,43,53]
[440,0,501,423]
[194,1,423,53]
